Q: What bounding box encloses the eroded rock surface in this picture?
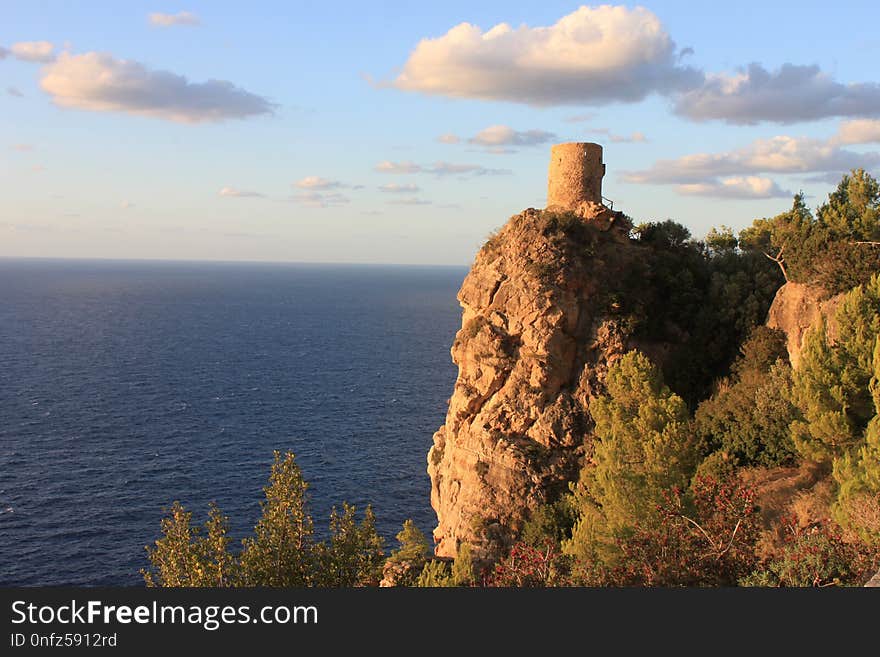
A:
[766,282,844,368]
[427,206,648,564]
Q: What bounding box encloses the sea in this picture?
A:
[0,259,465,586]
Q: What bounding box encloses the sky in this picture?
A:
[2,1,879,265]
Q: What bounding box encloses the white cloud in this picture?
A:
[437,133,460,144]
[564,113,597,123]
[40,52,274,123]
[294,176,344,190]
[675,63,880,124]
[387,198,432,205]
[11,143,34,152]
[392,5,700,105]
[623,133,880,185]
[149,11,200,27]
[374,159,510,177]
[610,132,647,143]
[7,86,24,97]
[800,172,845,185]
[379,183,421,193]
[9,41,55,63]
[677,176,792,199]
[590,128,648,143]
[219,187,264,198]
[836,119,880,145]
[429,161,510,176]
[293,191,350,208]
[375,160,423,174]
[469,125,555,147]
[623,125,880,199]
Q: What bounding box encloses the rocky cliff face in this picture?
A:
[427,205,653,563]
[766,282,844,368]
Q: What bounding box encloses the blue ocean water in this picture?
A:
[0,259,464,586]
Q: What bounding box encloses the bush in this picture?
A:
[740,517,879,587]
[486,541,573,587]
[596,476,762,587]
[695,327,798,468]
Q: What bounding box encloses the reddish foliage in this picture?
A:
[485,540,573,587]
[750,515,880,587]
[606,476,762,586]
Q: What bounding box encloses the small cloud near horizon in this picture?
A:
[622,122,880,198]
[375,160,512,177]
[379,183,421,193]
[677,176,792,199]
[148,11,200,27]
[564,113,597,123]
[375,160,423,174]
[469,125,556,148]
[292,191,350,208]
[590,128,648,144]
[218,187,265,198]
[623,125,880,186]
[294,176,345,190]
[386,197,432,205]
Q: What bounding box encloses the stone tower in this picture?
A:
[547,142,604,210]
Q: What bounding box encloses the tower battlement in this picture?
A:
[547,142,605,210]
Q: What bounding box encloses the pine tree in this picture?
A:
[142,501,235,587]
[791,276,880,461]
[313,503,385,586]
[564,351,695,565]
[239,451,314,586]
[833,336,880,543]
[384,519,431,586]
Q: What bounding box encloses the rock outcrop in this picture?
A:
[427,204,651,563]
[766,282,844,368]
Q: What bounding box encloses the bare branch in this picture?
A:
[679,514,719,550]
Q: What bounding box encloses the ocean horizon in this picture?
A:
[0,259,466,585]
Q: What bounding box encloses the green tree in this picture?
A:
[142,502,235,587]
[704,225,738,253]
[694,327,798,468]
[564,351,695,565]
[790,276,880,462]
[238,451,314,586]
[414,543,476,587]
[313,503,384,586]
[739,192,815,283]
[739,172,880,293]
[384,519,431,586]
[818,168,880,240]
[832,336,880,542]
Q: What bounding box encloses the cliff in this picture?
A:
[427,204,659,562]
[766,282,844,368]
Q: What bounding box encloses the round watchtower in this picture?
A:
[547,142,605,210]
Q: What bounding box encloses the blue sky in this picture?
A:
[2,1,879,264]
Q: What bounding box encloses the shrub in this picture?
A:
[740,517,879,587]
